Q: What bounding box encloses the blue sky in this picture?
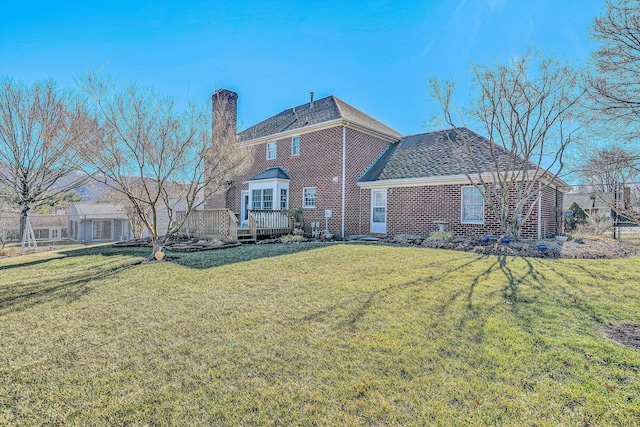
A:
[0,0,604,135]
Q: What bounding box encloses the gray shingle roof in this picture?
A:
[359,128,521,182]
[238,96,402,141]
[71,203,128,220]
[248,166,291,181]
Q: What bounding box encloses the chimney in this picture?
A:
[310,91,314,108]
[211,88,238,143]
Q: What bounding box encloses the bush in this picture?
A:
[280,234,304,243]
[577,213,613,235]
[428,231,454,241]
[565,201,588,231]
[0,247,18,257]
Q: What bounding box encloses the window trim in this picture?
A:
[291,136,300,156]
[92,220,114,241]
[460,186,485,224]
[303,187,317,209]
[266,141,277,160]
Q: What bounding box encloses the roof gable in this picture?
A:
[238,95,402,142]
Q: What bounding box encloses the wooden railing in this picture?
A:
[248,210,292,238]
[175,209,238,240]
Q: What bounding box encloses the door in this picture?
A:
[241,191,249,225]
[370,189,387,234]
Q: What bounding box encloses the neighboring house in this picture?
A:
[30,212,69,240]
[206,89,568,239]
[564,192,613,217]
[68,203,131,244]
[0,212,68,241]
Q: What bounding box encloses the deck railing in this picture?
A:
[175,209,238,240]
[248,210,292,239]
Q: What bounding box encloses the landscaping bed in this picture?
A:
[388,234,637,259]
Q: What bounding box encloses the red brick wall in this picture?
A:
[344,128,393,236]
[362,183,562,239]
[207,125,392,237]
[208,126,345,234]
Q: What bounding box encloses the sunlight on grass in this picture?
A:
[1,243,639,426]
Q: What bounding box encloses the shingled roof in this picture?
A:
[359,128,522,182]
[248,166,291,181]
[238,95,402,142]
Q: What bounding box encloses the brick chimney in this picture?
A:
[211,88,238,143]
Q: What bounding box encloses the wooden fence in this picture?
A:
[175,209,238,240]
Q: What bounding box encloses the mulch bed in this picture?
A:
[605,324,640,351]
[113,236,241,252]
[386,234,637,259]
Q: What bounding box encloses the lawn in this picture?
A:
[1,243,639,426]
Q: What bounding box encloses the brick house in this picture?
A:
[206,89,568,239]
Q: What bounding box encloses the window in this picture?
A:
[92,220,113,240]
[267,141,277,160]
[280,188,288,210]
[303,187,317,208]
[34,229,49,239]
[461,187,484,224]
[263,189,273,210]
[252,189,262,210]
[51,229,59,238]
[291,136,300,156]
[251,189,274,210]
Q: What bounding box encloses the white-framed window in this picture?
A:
[251,189,274,210]
[266,141,277,160]
[51,229,59,238]
[291,136,300,156]
[92,220,113,240]
[303,187,317,208]
[461,186,484,224]
[280,188,288,210]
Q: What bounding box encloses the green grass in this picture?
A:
[1,243,639,426]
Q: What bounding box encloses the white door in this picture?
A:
[370,189,387,234]
[240,191,249,225]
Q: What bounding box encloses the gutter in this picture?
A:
[341,124,347,238]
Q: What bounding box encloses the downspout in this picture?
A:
[341,124,347,239]
[537,194,542,239]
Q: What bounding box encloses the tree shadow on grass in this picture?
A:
[167,242,335,270]
[0,261,131,314]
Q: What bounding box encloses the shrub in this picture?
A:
[428,231,453,241]
[280,234,304,243]
[565,201,588,231]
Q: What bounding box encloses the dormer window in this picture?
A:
[291,136,300,156]
[267,141,277,160]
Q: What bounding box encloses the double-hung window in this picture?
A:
[252,189,274,210]
[303,187,316,208]
[280,189,288,210]
[291,136,300,156]
[461,187,484,224]
[267,141,277,160]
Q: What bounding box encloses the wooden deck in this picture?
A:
[176,209,292,242]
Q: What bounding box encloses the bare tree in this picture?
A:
[578,145,640,227]
[430,51,586,239]
[0,194,18,249]
[0,78,88,243]
[588,0,640,134]
[76,70,246,259]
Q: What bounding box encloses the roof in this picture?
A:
[29,214,69,228]
[238,95,402,142]
[70,203,128,220]
[564,193,614,210]
[360,128,518,182]
[247,166,291,181]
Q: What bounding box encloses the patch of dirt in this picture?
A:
[605,324,640,351]
[114,235,240,252]
[384,235,637,259]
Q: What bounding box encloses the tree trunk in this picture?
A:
[19,206,30,241]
